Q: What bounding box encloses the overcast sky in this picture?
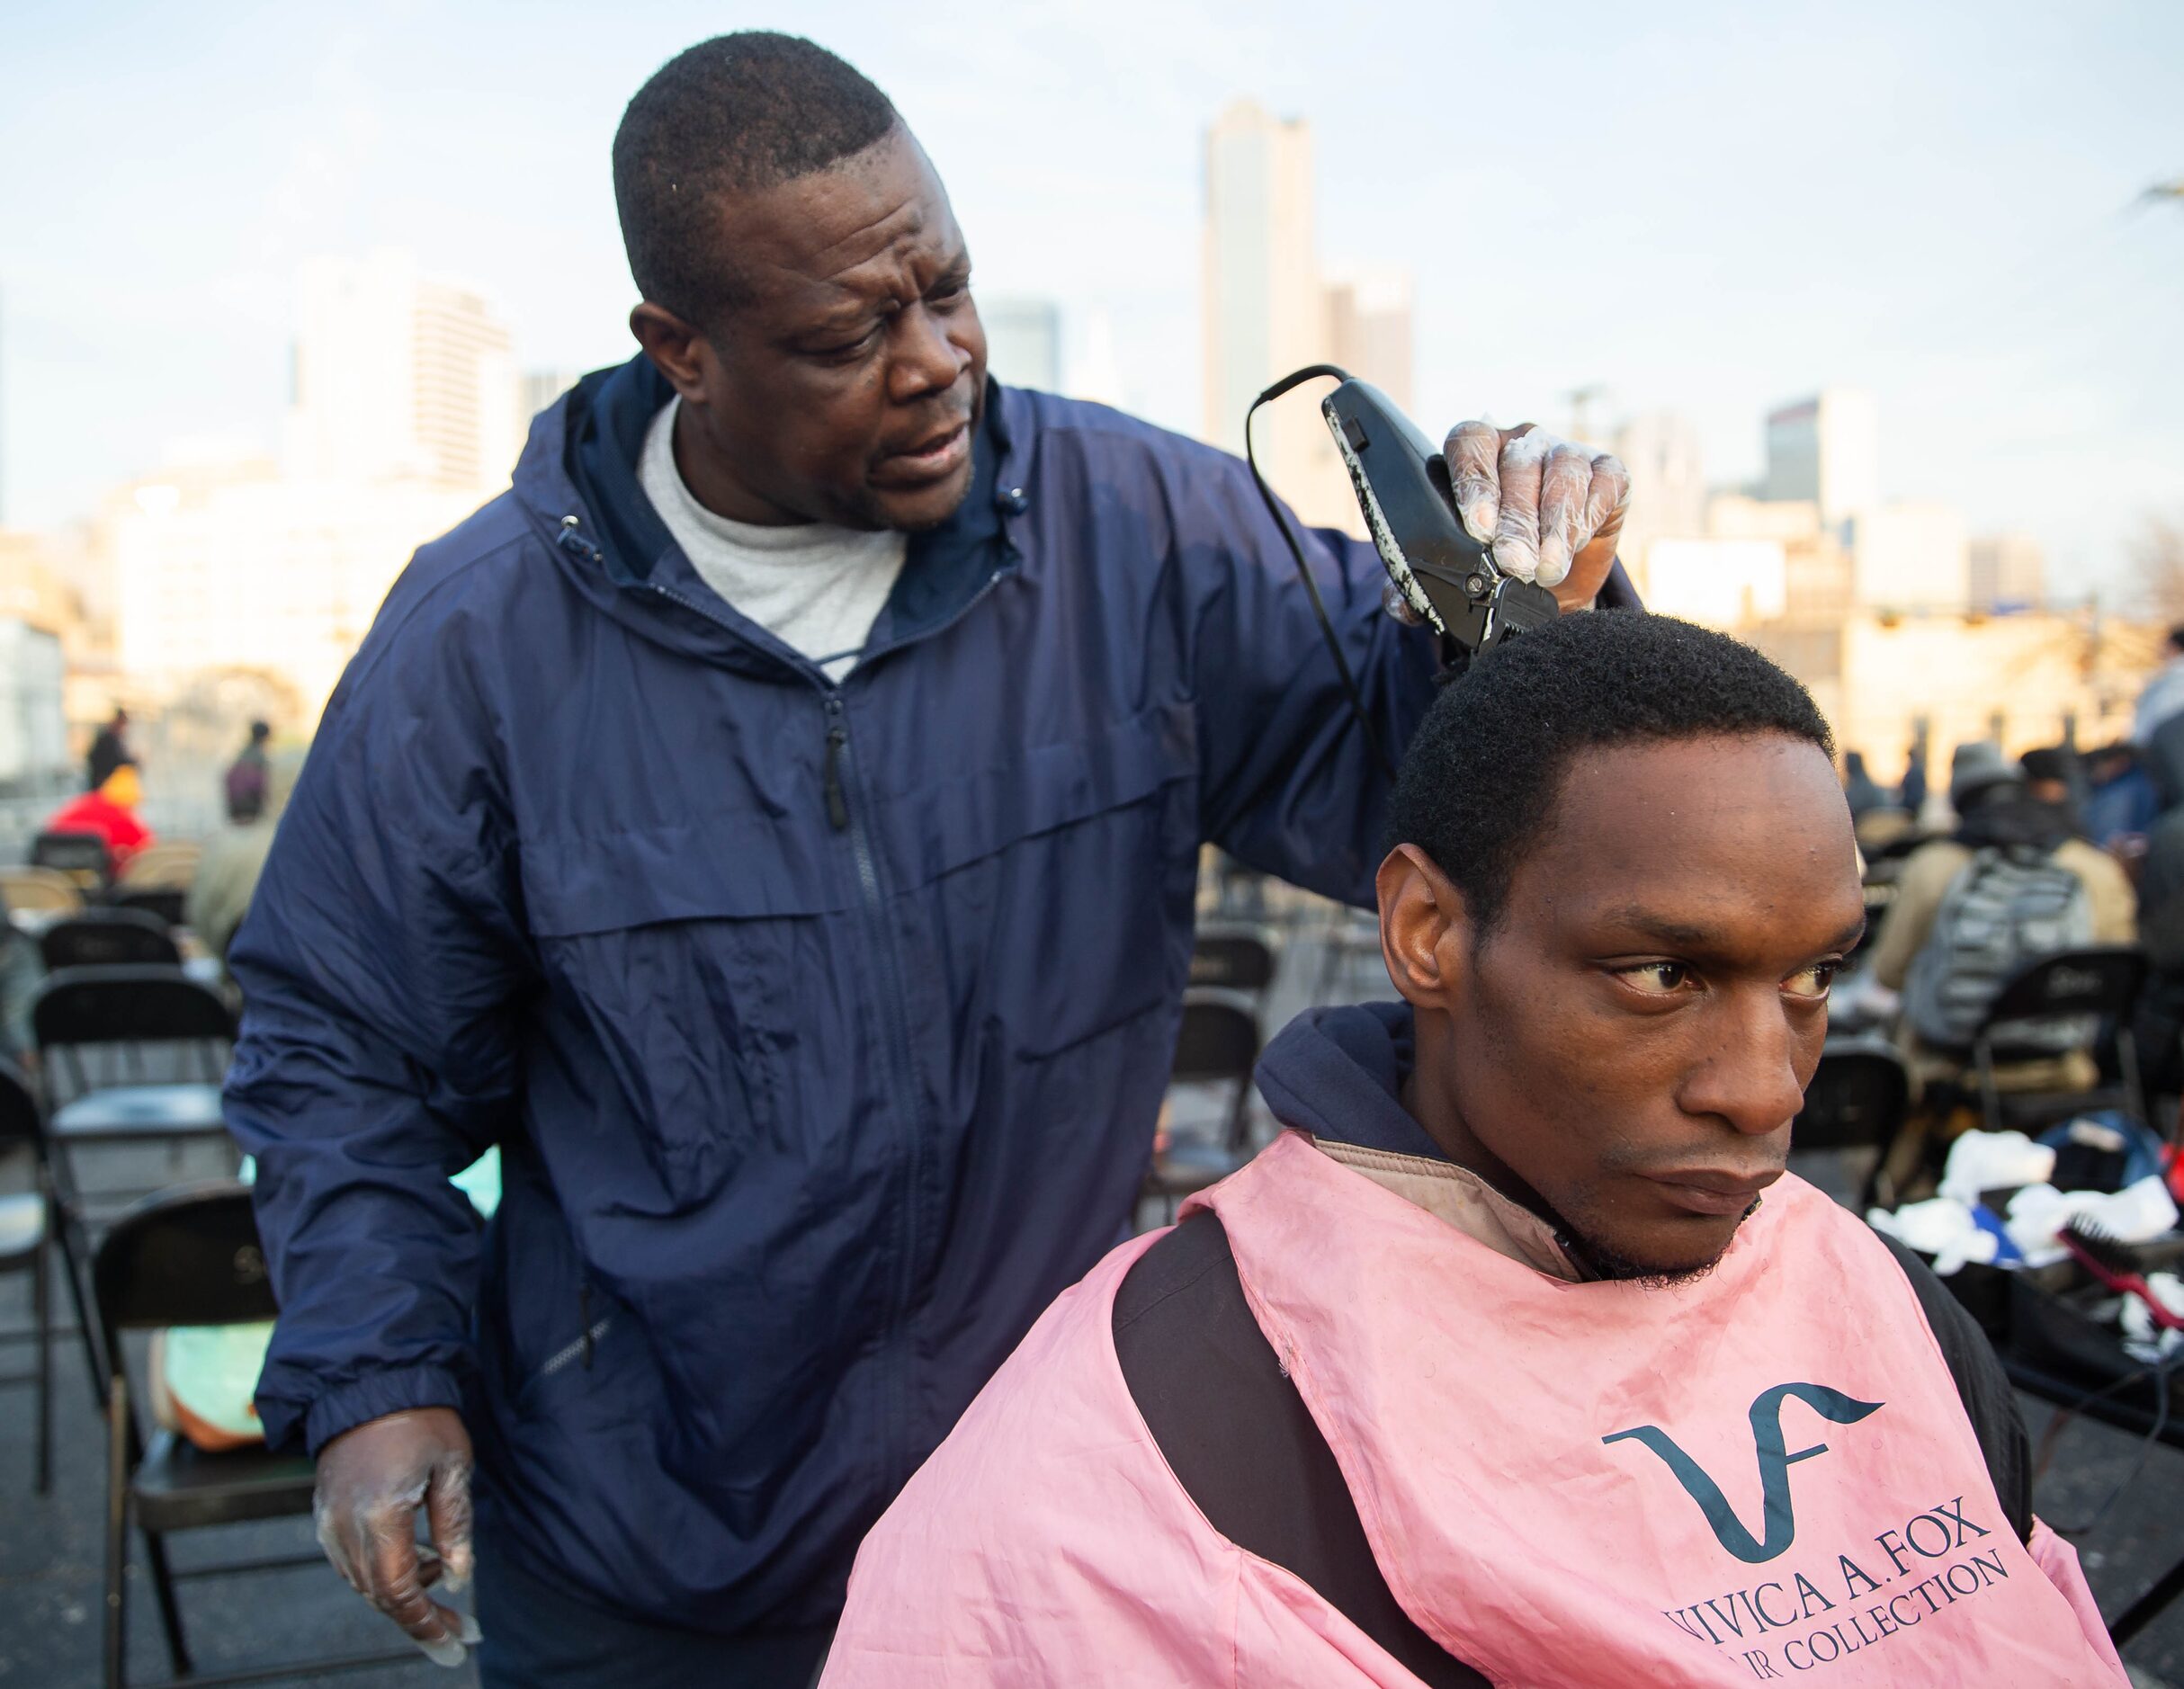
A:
[4,0,2180,596]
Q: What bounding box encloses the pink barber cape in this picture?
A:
[824,1132,2126,1686]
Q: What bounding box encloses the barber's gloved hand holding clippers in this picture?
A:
[1442,420,1630,607]
[314,1408,482,1668]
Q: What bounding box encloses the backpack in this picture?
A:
[224,755,268,823]
[1904,844,2095,1053]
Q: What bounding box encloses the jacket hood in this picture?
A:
[1254,1001,1450,1162]
[507,353,1023,680]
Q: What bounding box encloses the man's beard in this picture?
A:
[1554,1195,1763,1288]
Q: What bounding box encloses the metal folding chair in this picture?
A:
[116,843,202,892]
[92,1183,419,1687]
[40,909,183,971]
[1792,1034,1911,1211]
[1,864,85,915]
[1144,990,1265,1218]
[0,1058,56,1491]
[33,967,237,1247]
[1189,927,1277,995]
[32,828,114,893]
[107,887,189,932]
[1965,946,2150,1134]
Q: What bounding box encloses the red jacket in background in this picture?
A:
[44,790,153,874]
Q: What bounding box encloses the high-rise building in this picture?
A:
[980,297,1063,393]
[287,250,519,493]
[1203,102,1317,454]
[519,368,590,432]
[1848,502,1969,612]
[1324,273,1413,412]
[101,450,477,720]
[1968,533,2045,612]
[1201,101,1352,528]
[1609,412,1705,596]
[1200,103,1412,532]
[1762,389,1879,530]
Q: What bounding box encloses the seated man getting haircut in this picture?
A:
[821,612,2126,1687]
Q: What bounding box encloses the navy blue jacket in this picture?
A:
[224,354,1437,1631]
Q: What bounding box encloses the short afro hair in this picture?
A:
[1387,612,1834,934]
[613,33,900,328]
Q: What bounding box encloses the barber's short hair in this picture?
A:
[613,32,900,329]
[1387,612,1834,934]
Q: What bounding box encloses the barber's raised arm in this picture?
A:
[224,603,528,1666]
[1188,423,1628,907]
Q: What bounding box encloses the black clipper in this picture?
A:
[1321,380,1559,659]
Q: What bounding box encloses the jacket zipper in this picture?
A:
[551,509,1021,1491]
[822,692,929,1490]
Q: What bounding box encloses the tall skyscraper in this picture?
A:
[520,368,591,431]
[1762,389,1879,530]
[287,250,519,493]
[980,297,1063,393]
[1324,273,1413,412]
[1968,533,2044,612]
[1201,103,1411,532]
[1610,412,1705,595]
[1201,101,1347,525]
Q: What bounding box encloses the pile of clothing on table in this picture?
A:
[1871,1117,2184,1370]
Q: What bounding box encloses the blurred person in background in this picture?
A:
[2083,741,2158,851]
[1865,742,2134,1116]
[2018,745,2085,836]
[190,747,305,968]
[2127,716,2184,1100]
[43,759,154,879]
[224,719,273,823]
[85,705,130,791]
[223,31,1635,1686]
[1899,741,1929,820]
[2136,626,2184,747]
[1839,748,1886,819]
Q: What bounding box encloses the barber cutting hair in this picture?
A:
[226,31,1629,1685]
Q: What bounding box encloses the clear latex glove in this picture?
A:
[314,1407,481,1668]
[1444,421,1630,604]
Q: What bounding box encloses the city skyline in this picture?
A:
[3,0,2180,603]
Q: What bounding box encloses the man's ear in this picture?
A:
[630,303,712,403]
[1375,844,1472,1010]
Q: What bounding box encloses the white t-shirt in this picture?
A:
[639,397,907,682]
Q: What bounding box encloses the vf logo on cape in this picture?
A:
[1602,1384,1884,1564]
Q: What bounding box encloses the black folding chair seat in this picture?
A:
[51,1082,227,1140]
[1145,991,1265,1216]
[106,887,188,931]
[39,908,181,971]
[0,1060,57,1493]
[132,1434,317,1534]
[31,828,112,890]
[1189,928,1278,994]
[1961,946,2149,1133]
[94,1182,419,1686]
[1793,1034,1911,1209]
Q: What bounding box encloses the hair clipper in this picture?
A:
[1320,380,1558,659]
